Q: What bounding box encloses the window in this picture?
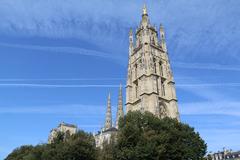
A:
[151,37,155,44]
[161,80,165,96]
[156,77,159,94]
[139,59,142,69]
[153,58,157,73]
[159,61,163,76]
[135,81,138,98]
[135,63,138,79]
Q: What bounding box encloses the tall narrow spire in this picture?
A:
[160,24,167,52]
[104,93,112,130]
[116,84,124,129]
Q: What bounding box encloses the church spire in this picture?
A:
[104,93,112,130]
[116,84,124,129]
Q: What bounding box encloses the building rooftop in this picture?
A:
[58,122,77,128]
[103,127,118,133]
[95,127,118,136]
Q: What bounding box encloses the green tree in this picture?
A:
[5,145,34,160]
[97,138,115,160]
[5,130,97,160]
[52,131,65,143]
[60,131,97,160]
[115,111,207,160]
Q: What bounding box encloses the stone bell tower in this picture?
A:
[126,5,179,120]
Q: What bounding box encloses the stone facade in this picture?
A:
[48,122,77,143]
[126,5,179,120]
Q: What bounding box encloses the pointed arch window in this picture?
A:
[159,61,163,76]
[135,81,138,98]
[135,63,138,79]
[161,80,165,96]
[153,58,157,73]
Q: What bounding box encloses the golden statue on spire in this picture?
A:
[143,4,147,15]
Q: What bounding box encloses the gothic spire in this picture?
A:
[104,93,112,130]
[116,84,124,129]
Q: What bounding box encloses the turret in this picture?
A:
[104,93,112,130]
[160,24,167,52]
[116,84,124,129]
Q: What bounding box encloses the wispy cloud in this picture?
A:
[180,101,240,116]
[0,83,120,88]
[0,78,124,82]
[0,82,239,88]
[173,62,240,71]
[1,0,239,62]
[0,42,122,61]
[0,0,131,55]
[0,104,105,115]
[177,83,240,88]
[0,76,192,82]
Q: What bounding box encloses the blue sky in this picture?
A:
[0,0,240,158]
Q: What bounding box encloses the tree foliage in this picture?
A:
[5,130,97,160]
[97,138,115,160]
[114,111,207,160]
